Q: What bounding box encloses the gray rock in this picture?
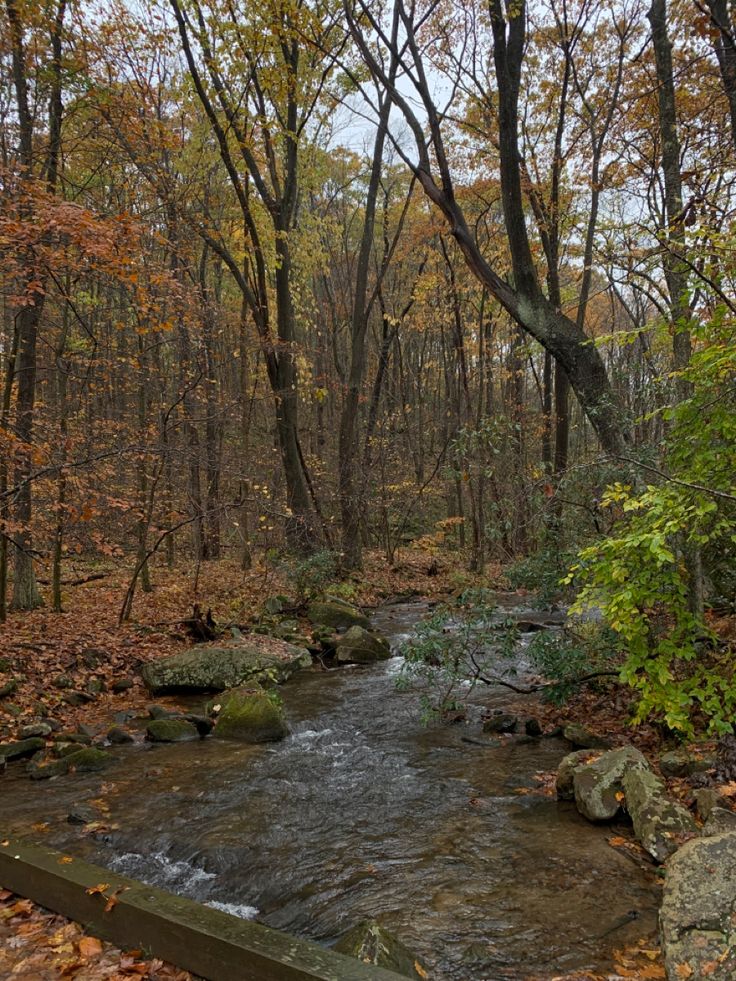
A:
[67,804,99,825]
[52,732,92,745]
[112,678,134,693]
[572,745,649,821]
[147,704,179,720]
[334,920,428,978]
[141,636,311,694]
[482,713,518,734]
[659,747,716,778]
[694,787,720,821]
[184,714,214,736]
[145,719,199,743]
[660,832,736,980]
[525,718,543,737]
[306,599,369,630]
[703,806,736,836]
[556,749,601,801]
[0,737,46,762]
[20,722,52,739]
[107,726,134,745]
[622,767,696,862]
[334,626,391,665]
[563,723,612,749]
[213,687,287,743]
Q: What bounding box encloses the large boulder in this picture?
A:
[660,832,736,980]
[141,635,311,694]
[213,687,288,743]
[334,920,427,979]
[572,745,648,821]
[621,767,696,863]
[334,626,391,664]
[307,598,369,630]
[555,749,602,801]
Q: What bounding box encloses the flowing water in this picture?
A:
[0,599,659,980]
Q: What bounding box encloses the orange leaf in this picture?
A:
[414,961,429,979]
[85,883,109,896]
[78,935,103,959]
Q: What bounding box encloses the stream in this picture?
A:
[0,598,660,980]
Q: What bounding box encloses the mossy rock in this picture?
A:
[0,679,18,699]
[0,737,46,762]
[573,745,649,821]
[307,599,369,630]
[334,626,391,664]
[141,636,311,694]
[28,757,70,780]
[334,920,427,978]
[66,748,111,772]
[146,719,200,743]
[213,687,287,743]
[556,749,602,800]
[622,767,696,863]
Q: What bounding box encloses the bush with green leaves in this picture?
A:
[526,621,620,705]
[396,591,519,723]
[567,300,736,736]
[287,549,339,603]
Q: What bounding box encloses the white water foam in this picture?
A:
[206,900,259,919]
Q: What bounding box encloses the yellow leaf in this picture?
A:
[59,856,73,865]
[414,961,428,979]
[85,883,109,896]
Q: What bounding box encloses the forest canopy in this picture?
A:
[1,0,735,732]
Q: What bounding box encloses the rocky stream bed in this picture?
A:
[0,597,667,980]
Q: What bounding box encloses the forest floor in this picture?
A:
[0,547,731,979]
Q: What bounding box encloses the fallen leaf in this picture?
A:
[414,960,428,979]
[78,935,103,958]
[85,883,110,896]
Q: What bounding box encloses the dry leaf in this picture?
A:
[414,960,429,979]
[78,935,103,958]
[86,883,110,896]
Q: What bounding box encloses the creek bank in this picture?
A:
[556,746,696,860]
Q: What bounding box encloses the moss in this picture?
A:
[66,748,111,772]
[145,719,200,743]
[214,688,287,743]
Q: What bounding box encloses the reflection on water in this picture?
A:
[0,599,659,980]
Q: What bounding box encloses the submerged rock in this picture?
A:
[482,713,518,734]
[107,726,134,745]
[572,746,648,821]
[661,832,736,980]
[66,748,111,772]
[621,767,696,862]
[334,626,391,664]
[146,719,200,743]
[141,635,312,694]
[307,599,369,630]
[334,920,428,978]
[213,687,287,743]
[28,757,70,780]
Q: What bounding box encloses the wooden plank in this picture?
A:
[0,836,404,981]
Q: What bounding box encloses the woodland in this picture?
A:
[0,0,736,977]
